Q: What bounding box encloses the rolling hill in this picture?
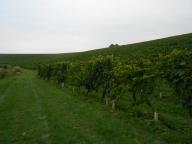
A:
[0,33,191,68]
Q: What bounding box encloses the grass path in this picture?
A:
[0,78,13,105]
[30,79,52,144]
[0,70,163,144]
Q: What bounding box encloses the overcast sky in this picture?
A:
[0,0,192,54]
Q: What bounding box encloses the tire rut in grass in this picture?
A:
[30,79,52,144]
[0,79,15,105]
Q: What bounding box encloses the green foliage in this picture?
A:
[160,50,192,116]
[68,62,87,89]
[37,48,192,117]
[38,62,70,87]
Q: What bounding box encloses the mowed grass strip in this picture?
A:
[0,71,52,144]
[0,70,164,144]
[31,72,163,144]
[0,76,13,98]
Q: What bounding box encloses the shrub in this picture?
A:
[12,66,22,75]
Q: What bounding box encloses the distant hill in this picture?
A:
[0,33,191,68]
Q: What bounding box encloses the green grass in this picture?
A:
[0,33,191,68]
[0,70,191,144]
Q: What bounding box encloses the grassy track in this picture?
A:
[0,70,186,144]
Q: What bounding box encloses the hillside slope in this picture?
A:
[0,33,191,67]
